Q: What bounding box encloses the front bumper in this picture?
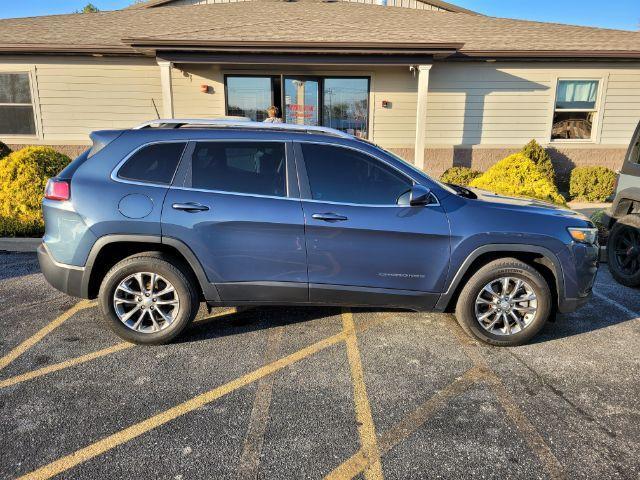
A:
[557,242,599,313]
[37,243,87,298]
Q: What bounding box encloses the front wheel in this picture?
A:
[98,254,199,345]
[607,214,640,287]
[455,258,552,347]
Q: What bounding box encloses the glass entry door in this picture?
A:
[284,77,320,126]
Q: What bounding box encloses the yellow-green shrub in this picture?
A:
[0,147,71,237]
[440,166,482,186]
[520,139,555,183]
[569,166,616,202]
[469,153,566,205]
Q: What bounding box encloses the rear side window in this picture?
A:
[118,142,187,185]
[301,143,411,205]
[189,142,287,197]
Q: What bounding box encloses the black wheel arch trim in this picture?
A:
[82,234,220,301]
[435,244,565,311]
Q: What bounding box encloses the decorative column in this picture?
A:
[157,59,174,119]
[414,64,432,170]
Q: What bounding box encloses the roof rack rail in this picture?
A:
[132,118,353,139]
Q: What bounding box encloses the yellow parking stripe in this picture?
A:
[237,326,284,479]
[0,307,237,388]
[326,367,483,479]
[447,318,565,480]
[341,308,384,480]
[0,343,134,389]
[0,300,96,372]
[18,330,348,480]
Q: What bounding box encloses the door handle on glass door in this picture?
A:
[172,202,210,213]
[312,213,348,222]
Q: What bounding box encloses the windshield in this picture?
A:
[360,139,457,195]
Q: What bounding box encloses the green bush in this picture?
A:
[440,166,482,186]
[590,209,610,245]
[569,166,617,202]
[469,153,566,205]
[0,146,71,237]
[0,141,11,159]
[520,139,555,183]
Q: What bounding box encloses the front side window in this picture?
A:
[118,142,187,184]
[301,143,411,205]
[190,142,287,197]
[551,80,599,141]
[0,73,36,135]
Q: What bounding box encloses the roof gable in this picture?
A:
[127,0,478,15]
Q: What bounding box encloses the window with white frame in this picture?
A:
[0,73,36,135]
[551,79,599,141]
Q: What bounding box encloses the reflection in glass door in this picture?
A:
[284,77,320,126]
[323,78,369,138]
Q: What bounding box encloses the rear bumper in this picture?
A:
[37,243,87,298]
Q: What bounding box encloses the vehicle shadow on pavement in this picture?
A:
[177,305,405,344]
[530,309,638,344]
[0,251,40,281]
[177,306,344,343]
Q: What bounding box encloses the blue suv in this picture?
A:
[38,120,599,346]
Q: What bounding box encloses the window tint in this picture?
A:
[190,142,286,197]
[301,143,411,205]
[118,142,186,184]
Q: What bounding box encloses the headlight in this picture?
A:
[567,227,598,245]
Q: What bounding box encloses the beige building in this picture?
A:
[1,0,640,181]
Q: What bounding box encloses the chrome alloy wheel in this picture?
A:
[113,272,179,333]
[474,277,538,336]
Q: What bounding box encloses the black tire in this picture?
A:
[607,214,640,287]
[455,258,552,347]
[98,253,199,345]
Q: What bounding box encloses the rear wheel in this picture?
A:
[455,258,552,346]
[98,254,199,345]
[608,214,640,287]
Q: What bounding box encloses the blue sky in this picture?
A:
[0,0,638,31]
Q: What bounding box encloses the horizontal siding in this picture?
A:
[372,67,417,147]
[601,73,640,143]
[0,57,163,143]
[2,56,640,150]
[172,65,225,118]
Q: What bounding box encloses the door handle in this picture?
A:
[312,212,348,222]
[172,202,210,213]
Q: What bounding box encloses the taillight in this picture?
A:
[44,179,70,201]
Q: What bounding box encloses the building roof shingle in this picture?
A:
[0,0,639,59]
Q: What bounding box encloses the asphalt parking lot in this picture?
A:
[1,251,639,480]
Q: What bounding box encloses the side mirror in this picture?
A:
[409,185,432,206]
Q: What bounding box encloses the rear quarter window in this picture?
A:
[118,142,187,185]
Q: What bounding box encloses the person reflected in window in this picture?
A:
[263,106,283,123]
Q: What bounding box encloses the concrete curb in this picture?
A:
[0,238,41,253]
